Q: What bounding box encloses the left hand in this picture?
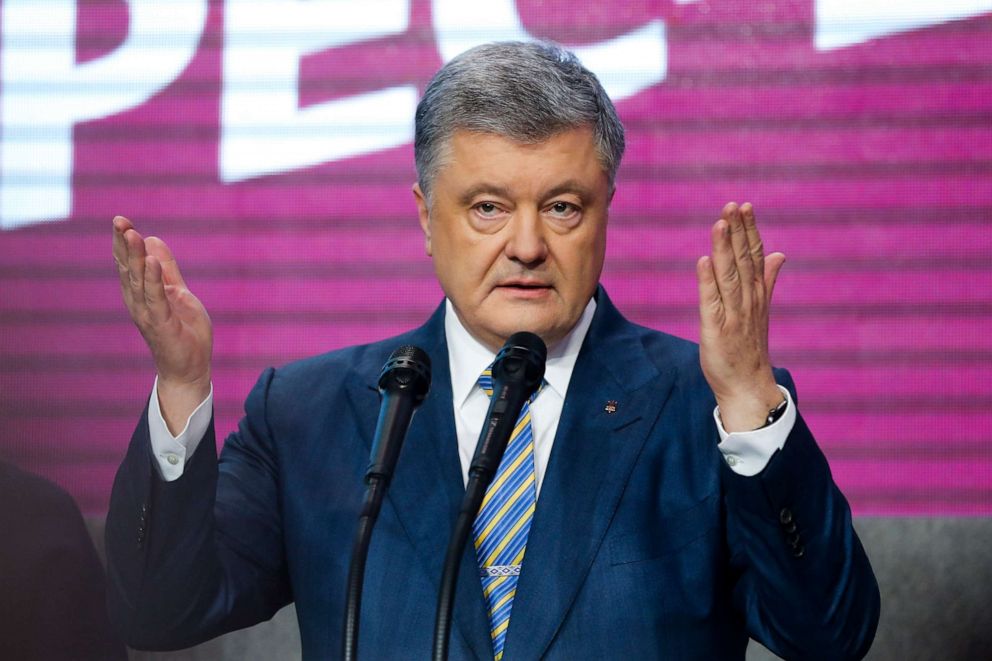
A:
[696,202,786,432]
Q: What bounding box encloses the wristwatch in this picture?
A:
[758,397,789,430]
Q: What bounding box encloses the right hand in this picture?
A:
[113,216,212,431]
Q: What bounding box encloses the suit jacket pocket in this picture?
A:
[608,493,719,566]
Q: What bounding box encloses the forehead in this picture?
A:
[434,128,608,197]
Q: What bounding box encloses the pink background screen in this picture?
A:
[1,1,990,515]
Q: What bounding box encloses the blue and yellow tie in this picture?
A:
[473,367,542,661]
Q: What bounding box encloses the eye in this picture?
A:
[473,201,504,218]
[546,201,580,219]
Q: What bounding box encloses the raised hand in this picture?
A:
[113,216,212,433]
[696,203,786,432]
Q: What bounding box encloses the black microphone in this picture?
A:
[343,345,431,661]
[365,345,432,485]
[432,332,547,661]
[468,332,547,482]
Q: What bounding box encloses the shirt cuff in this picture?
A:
[714,385,796,477]
[147,376,214,482]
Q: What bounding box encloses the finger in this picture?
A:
[723,201,756,291]
[740,203,765,287]
[112,215,134,255]
[145,236,188,289]
[112,216,136,305]
[764,252,787,302]
[123,227,147,309]
[112,215,134,236]
[143,254,172,326]
[710,218,743,311]
[696,255,723,328]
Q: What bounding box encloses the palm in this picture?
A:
[696,203,785,431]
[113,217,213,386]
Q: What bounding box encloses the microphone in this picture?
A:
[365,345,432,485]
[343,345,431,661]
[469,332,547,481]
[432,332,547,661]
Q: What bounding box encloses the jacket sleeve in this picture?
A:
[105,367,292,650]
[721,369,881,661]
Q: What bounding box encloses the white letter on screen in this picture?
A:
[0,0,208,230]
[220,0,416,182]
[816,0,992,50]
[432,0,667,101]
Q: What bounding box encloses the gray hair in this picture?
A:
[414,41,625,201]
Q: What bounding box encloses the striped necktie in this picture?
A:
[473,367,542,661]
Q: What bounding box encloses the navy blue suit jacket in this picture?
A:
[106,289,879,659]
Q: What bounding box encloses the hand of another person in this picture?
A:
[696,203,786,432]
[113,216,212,433]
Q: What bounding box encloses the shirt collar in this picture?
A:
[444,297,597,408]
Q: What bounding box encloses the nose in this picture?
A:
[504,208,548,266]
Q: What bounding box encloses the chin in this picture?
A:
[475,300,569,347]
[507,321,566,347]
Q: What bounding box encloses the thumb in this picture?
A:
[764,252,786,301]
[697,255,725,335]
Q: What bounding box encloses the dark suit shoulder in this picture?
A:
[0,461,127,661]
[0,460,83,536]
[267,301,444,390]
[636,325,700,364]
[0,461,97,582]
[241,312,446,439]
[623,320,708,386]
[627,319,794,396]
[267,327,429,393]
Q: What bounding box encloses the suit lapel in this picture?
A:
[502,291,676,660]
[344,304,492,660]
[342,292,680,660]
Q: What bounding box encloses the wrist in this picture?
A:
[156,373,211,435]
[715,384,784,433]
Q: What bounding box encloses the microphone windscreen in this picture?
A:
[378,345,431,400]
[493,332,546,391]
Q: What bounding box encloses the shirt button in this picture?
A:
[166,454,179,465]
[725,455,739,467]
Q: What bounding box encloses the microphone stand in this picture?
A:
[343,346,430,661]
[432,472,489,661]
[432,332,546,661]
[342,478,386,661]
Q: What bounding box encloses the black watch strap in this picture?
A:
[758,397,789,430]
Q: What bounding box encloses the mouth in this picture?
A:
[496,278,551,290]
[494,279,553,298]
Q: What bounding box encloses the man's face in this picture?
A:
[414,127,612,352]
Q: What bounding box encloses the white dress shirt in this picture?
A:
[148,299,795,482]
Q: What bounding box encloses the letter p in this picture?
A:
[0,0,207,230]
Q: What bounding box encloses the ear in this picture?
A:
[601,185,615,229]
[412,183,432,256]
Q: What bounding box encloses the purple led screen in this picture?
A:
[1,1,991,515]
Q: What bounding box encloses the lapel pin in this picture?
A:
[604,400,618,414]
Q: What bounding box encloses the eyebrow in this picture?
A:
[543,179,596,202]
[457,184,513,206]
[456,179,596,206]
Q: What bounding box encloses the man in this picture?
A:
[0,459,127,660]
[107,41,879,659]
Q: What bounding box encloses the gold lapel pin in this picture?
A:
[604,400,618,414]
